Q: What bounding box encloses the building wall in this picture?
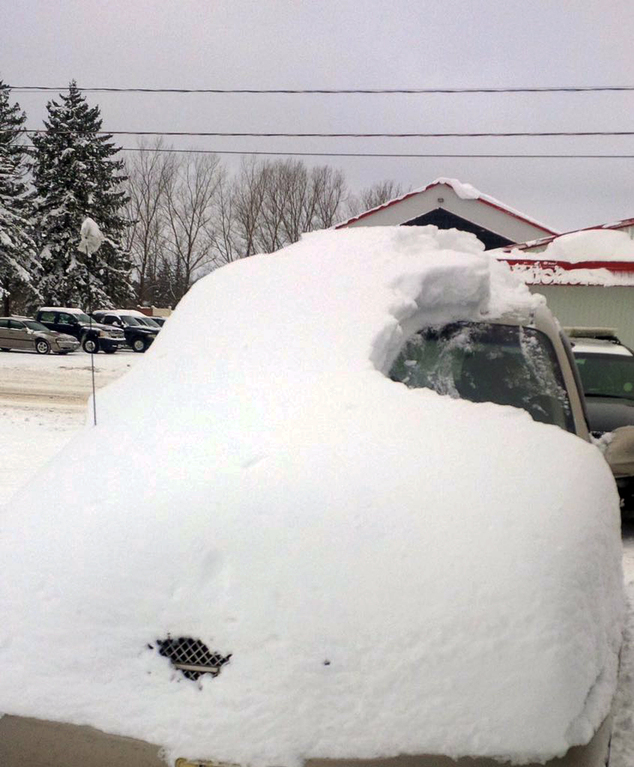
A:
[531,285,634,347]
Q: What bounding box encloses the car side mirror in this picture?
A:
[604,425,634,478]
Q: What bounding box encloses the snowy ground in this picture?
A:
[0,349,139,503]
[0,348,632,764]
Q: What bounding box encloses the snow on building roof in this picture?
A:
[511,217,634,252]
[0,226,622,767]
[497,228,634,286]
[335,177,559,236]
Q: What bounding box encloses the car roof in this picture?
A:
[572,338,633,356]
[93,309,143,317]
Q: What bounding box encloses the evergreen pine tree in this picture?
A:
[0,81,39,315]
[32,81,133,309]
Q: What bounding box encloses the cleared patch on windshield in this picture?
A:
[152,636,232,681]
[390,322,574,432]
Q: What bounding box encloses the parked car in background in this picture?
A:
[116,309,165,330]
[91,309,159,352]
[0,317,79,355]
[35,307,126,354]
[567,327,634,511]
[148,316,167,327]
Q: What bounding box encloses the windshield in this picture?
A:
[118,315,143,326]
[574,352,634,402]
[23,320,50,332]
[139,316,160,328]
[389,322,574,432]
[74,313,92,324]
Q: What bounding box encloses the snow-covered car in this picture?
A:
[567,327,634,512]
[0,316,79,355]
[0,227,626,767]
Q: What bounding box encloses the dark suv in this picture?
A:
[35,307,126,354]
[91,310,159,352]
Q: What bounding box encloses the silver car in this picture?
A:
[0,317,80,355]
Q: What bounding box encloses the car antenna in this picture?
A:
[79,217,104,427]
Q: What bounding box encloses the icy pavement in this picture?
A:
[0,348,632,763]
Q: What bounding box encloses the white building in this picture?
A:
[337,178,634,347]
[497,221,634,348]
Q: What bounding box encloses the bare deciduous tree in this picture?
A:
[125,147,399,306]
[163,152,223,302]
[215,158,349,262]
[125,139,175,305]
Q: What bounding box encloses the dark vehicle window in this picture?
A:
[38,311,56,323]
[118,315,142,326]
[0,319,9,328]
[23,321,50,332]
[575,353,634,402]
[8,320,25,329]
[58,313,77,324]
[390,322,574,432]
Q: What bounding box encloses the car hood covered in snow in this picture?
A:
[0,226,624,766]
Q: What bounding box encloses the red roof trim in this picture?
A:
[502,258,634,273]
[334,181,556,234]
[333,189,427,229]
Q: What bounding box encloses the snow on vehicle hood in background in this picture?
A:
[0,226,624,766]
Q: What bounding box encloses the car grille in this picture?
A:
[154,636,231,681]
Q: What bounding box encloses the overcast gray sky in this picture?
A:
[3,0,634,232]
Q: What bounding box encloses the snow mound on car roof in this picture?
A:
[0,226,623,766]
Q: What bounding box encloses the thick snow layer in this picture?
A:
[432,176,480,200]
[499,230,634,286]
[0,226,624,766]
[527,229,634,264]
[78,216,104,255]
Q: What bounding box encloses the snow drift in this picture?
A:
[0,226,624,766]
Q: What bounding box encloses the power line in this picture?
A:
[8,85,634,94]
[119,147,634,159]
[14,129,634,138]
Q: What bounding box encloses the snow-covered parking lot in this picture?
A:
[0,349,141,503]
